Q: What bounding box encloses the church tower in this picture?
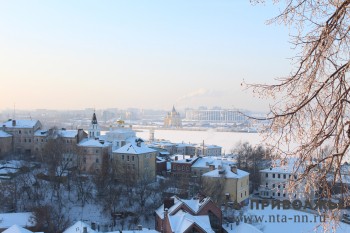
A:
[89,111,100,139]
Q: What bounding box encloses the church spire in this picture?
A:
[89,111,100,139]
[92,112,98,125]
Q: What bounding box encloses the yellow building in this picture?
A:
[202,164,249,206]
[112,138,158,182]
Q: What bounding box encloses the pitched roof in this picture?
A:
[78,138,110,148]
[2,120,39,129]
[0,130,12,138]
[0,213,34,229]
[168,211,214,233]
[113,140,156,154]
[202,165,249,179]
[63,221,96,233]
[2,225,34,233]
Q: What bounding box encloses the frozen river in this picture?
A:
[135,129,263,154]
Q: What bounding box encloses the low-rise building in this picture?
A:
[112,138,158,182]
[202,164,249,206]
[1,119,42,157]
[155,195,222,233]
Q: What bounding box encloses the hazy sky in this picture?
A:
[0,0,293,111]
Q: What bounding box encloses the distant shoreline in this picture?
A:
[132,126,259,133]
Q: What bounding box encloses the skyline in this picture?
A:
[0,1,294,111]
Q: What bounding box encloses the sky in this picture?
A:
[0,0,294,111]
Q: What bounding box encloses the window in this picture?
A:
[41,139,44,142]
[127,155,129,161]
[19,130,21,134]
[266,183,268,187]
[266,173,268,178]
[132,156,134,161]
[241,193,242,198]
[283,193,286,197]
[278,174,280,178]
[283,174,286,179]
[273,192,275,196]
[122,155,124,160]
[283,184,286,188]
[96,150,99,154]
[24,139,27,143]
[273,174,275,178]
[96,158,99,163]
[278,193,280,197]
[278,185,281,188]
[272,184,275,188]
[29,139,31,143]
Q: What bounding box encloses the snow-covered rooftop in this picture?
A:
[78,138,110,148]
[34,130,48,137]
[0,213,35,229]
[0,130,12,138]
[202,165,249,179]
[168,210,214,233]
[155,196,212,219]
[57,129,78,138]
[2,120,39,129]
[2,225,34,233]
[63,221,96,233]
[113,140,156,154]
[192,156,235,169]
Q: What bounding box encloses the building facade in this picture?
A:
[164,106,182,128]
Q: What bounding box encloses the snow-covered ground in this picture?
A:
[231,204,350,233]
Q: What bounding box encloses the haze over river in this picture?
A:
[136,129,263,154]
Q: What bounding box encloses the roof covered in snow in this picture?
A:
[168,210,214,233]
[155,196,212,220]
[78,138,110,148]
[192,156,235,169]
[202,165,249,179]
[113,140,156,154]
[2,120,39,129]
[0,130,12,138]
[57,129,78,138]
[63,221,96,233]
[2,225,34,233]
[34,130,49,137]
[0,213,35,229]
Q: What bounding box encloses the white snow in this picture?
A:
[0,130,12,138]
[113,141,156,154]
[2,120,39,129]
[0,213,34,229]
[2,225,34,233]
[78,138,110,148]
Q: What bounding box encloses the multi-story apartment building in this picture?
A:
[202,164,249,206]
[1,119,42,157]
[0,130,12,158]
[185,108,247,123]
[112,138,158,182]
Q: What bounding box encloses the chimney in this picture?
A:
[231,165,237,174]
[83,227,87,233]
[12,120,16,126]
[137,225,142,231]
[164,198,175,209]
[209,164,215,171]
[175,156,178,161]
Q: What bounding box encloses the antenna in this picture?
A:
[13,103,16,120]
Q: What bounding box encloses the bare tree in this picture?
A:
[248,0,350,221]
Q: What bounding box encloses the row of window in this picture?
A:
[17,130,32,134]
[265,173,297,179]
[17,138,32,143]
[265,183,286,189]
[121,154,135,162]
[261,191,287,198]
[173,165,190,171]
[83,149,100,154]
